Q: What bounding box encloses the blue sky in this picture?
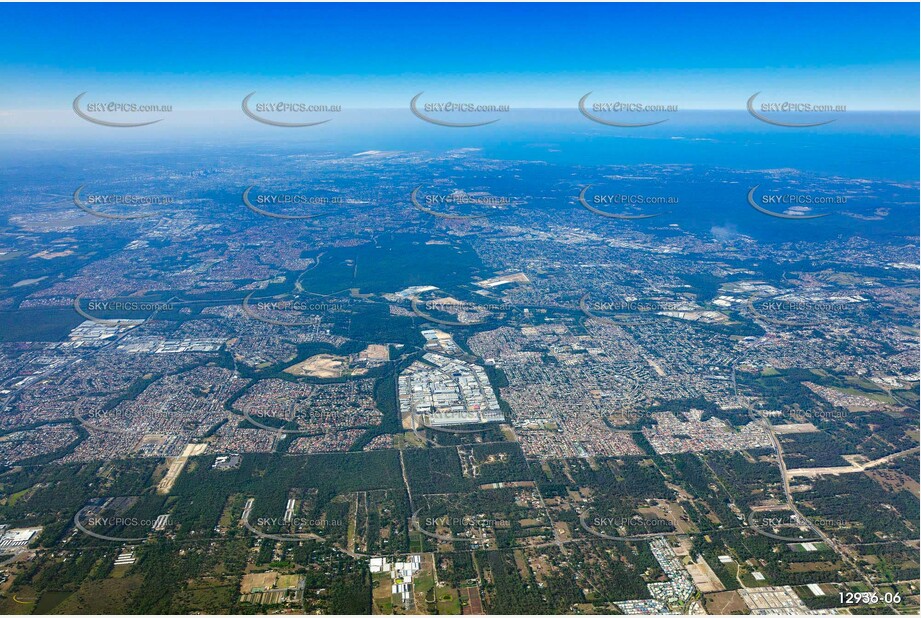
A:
[0,3,918,112]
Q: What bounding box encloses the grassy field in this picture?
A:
[52,575,143,614]
[435,585,461,615]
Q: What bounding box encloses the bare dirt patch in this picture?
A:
[868,469,920,497]
[285,354,352,378]
[703,590,747,614]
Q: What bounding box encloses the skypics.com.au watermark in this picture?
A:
[73,507,168,542]
[578,185,675,220]
[73,294,177,326]
[814,409,847,421]
[250,300,346,313]
[410,92,509,127]
[76,406,180,436]
[591,516,672,529]
[424,516,511,528]
[424,194,510,207]
[747,296,861,328]
[82,515,160,528]
[73,185,173,220]
[255,517,343,529]
[410,511,509,543]
[411,297,515,327]
[759,194,846,206]
[252,195,343,205]
[579,294,688,325]
[411,187,511,220]
[73,93,172,127]
[85,300,175,313]
[578,510,677,541]
[590,102,678,113]
[755,299,851,314]
[84,195,173,206]
[424,300,513,313]
[747,511,847,542]
[589,300,689,312]
[579,92,677,127]
[243,186,343,219]
[747,92,846,128]
[747,185,845,220]
[243,508,344,542]
[751,514,847,529]
[242,292,350,329]
[242,92,341,127]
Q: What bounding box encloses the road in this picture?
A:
[787,446,920,478]
[732,344,899,612]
